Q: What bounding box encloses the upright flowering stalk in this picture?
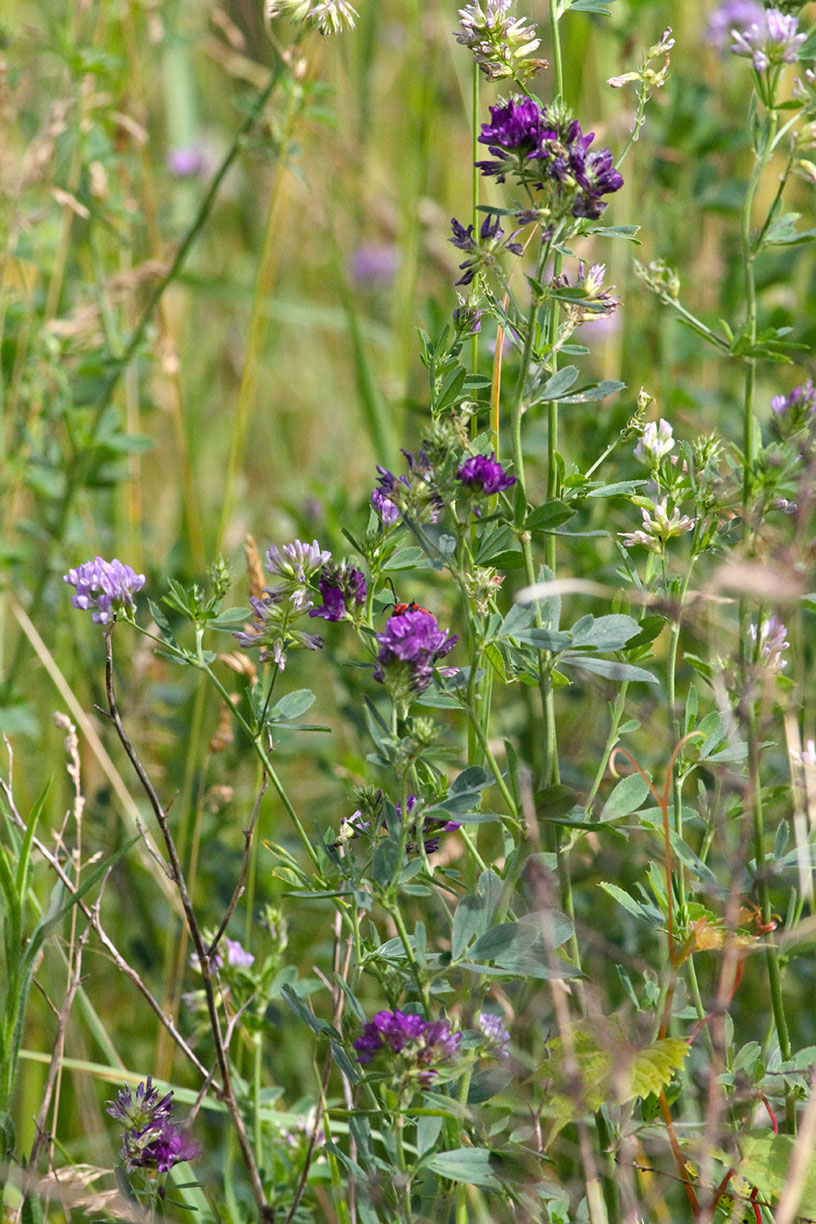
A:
[64,557,145,626]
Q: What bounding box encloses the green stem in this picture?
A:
[389,903,430,1016]
[749,704,794,1130]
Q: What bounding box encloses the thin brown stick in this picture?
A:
[103,629,271,1219]
[207,772,268,960]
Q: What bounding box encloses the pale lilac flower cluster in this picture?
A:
[234,539,333,668]
[478,1012,511,1058]
[106,1078,199,1176]
[750,615,789,671]
[64,557,145,625]
[731,8,806,72]
[455,0,545,83]
[349,243,398,287]
[265,0,357,35]
[634,419,675,464]
[354,1010,461,1085]
[555,261,621,323]
[706,0,764,50]
[619,500,695,553]
[167,147,208,178]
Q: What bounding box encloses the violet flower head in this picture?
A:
[395,795,462,853]
[706,0,764,50]
[731,8,806,71]
[476,95,548,180]
[354,1010,461,1085]
[478,1011,511,1058]
[64,557,145,626]
[372,450,443,526]
[107,1078,200,1176]
[457,452,516,495]
[771,380,816,435]
[309,562,367,622]
[450,214,523,286]
[136,1121,200,1174]
[106,1077,173,1132]
[374,607,458,693]
[371,486,400,525]
[751,615,789,672]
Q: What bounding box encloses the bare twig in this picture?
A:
[103,630,271,1219]
[208,771,268,959]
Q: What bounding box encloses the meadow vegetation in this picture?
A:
[3,0,816,1220]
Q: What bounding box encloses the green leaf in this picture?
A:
[425,1148,499,1188]
[599,772,651,822]
[451,895,483,960]
[598,882,658,925]
[470,921,537,962]
[267,689,316,722]
[569,614,639,651]
[525,501,575,532]
[563,655,657,684]
[558,379,626,403]
[740,1132,816,1215]
[585,480,648,498]
[538,366,579,400]
[208,606,252,628]
[416,1114,443,1157]
[281,984,340,1039]
[629,1038,689,1099]
[511,628,572,652]
[382,546,424,571]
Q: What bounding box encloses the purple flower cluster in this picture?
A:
[475,97,623,220]
[64,557,145,626]
[457,452,516,495]
[354,1010,461,1085]
[342,792,461,854]
[106,1077,199,1176]
[309,562,367,622]
[396,795,461,853]
[374,608,458,693]
[449,213,523,286]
